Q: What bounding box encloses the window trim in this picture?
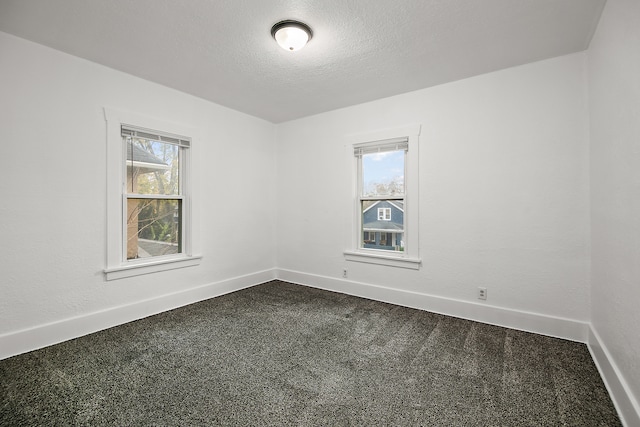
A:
[104,107,201,280]
[344,125,421,269]
[378,207,391,221]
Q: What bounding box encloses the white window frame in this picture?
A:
[104,108,201,280]
[344,125,421,269]
[378,207,391,221]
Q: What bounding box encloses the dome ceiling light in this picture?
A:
[271,20,313,51]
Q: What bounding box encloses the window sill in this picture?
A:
[344,250,421,270]
[104,255,202,281]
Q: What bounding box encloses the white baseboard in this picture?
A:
[588,326,640,427]
[0,268,277,361]
[276,268,589,342]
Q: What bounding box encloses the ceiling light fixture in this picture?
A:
[271,20,313,51]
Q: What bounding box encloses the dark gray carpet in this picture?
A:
[1,280,621,426]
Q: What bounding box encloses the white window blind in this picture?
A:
[121,125,191,148]
[353,137,408,157]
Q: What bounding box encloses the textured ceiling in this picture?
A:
[0,0,605,123]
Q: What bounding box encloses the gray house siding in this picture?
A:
[362,200,404,250]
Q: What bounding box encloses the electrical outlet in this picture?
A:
[343,268,348,278]
[478,287,487,300]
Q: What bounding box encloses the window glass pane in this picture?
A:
[127,199,182,259]
[361,200,404,251]
[126,137,179,195]
[362,149,404,197]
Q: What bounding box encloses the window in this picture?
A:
[104,108,201,280]
[344,125,421,269]
[378,208,392,221]
[363,231,374,244]
[123,126,187,260]
[357,140,406,252]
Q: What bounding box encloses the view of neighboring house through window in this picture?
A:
[123,126,189,260]
[356,139,407,252]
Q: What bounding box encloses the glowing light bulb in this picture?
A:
[271,21,312,52]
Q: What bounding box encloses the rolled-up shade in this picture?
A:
[121,125,190,148]
[354,137,408,157]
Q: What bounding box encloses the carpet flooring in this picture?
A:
[1,280,621,426]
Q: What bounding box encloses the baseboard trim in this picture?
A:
[588,326,640,427]
[276,268,589,342]
[0,268,277,361]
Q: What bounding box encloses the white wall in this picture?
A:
[0,29,596,350]
[276,52,591,338]
[0,31,277,356]
[588,0,640,423]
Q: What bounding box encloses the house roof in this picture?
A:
[363,200,404,214]
[363,220,404,232]
[127,144,167,166]
[126,144,171,174]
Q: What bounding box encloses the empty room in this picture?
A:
[0,0,638,425]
